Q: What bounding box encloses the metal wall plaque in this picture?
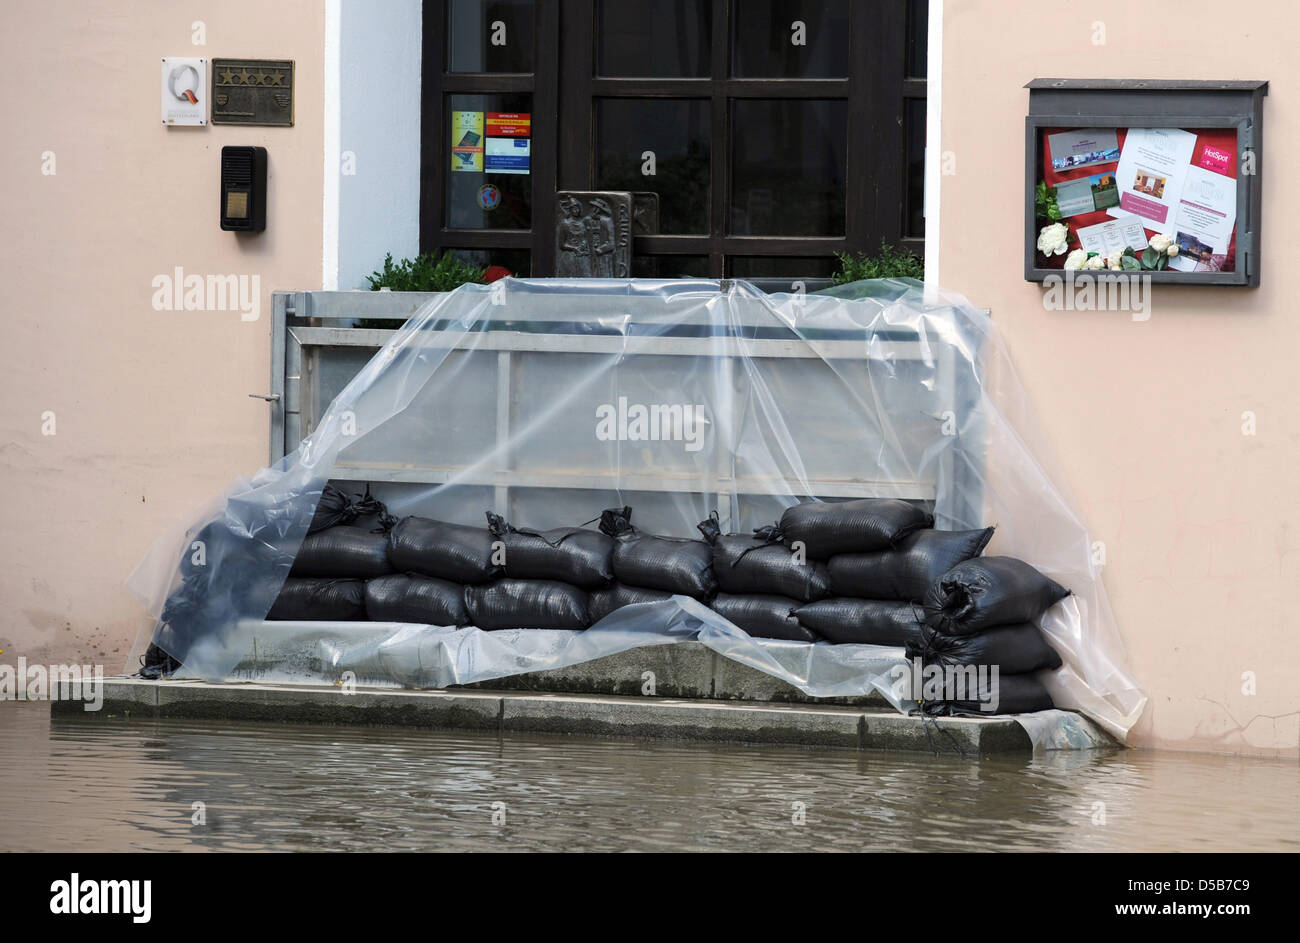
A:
[555,191,633,278]
[211,58,295,126]
[161,57,206,126]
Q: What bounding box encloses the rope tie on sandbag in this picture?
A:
[529,528,573,547]
[909,622,952,662]
[729,522,785,567]
[487,510,580,548]
[593,506,635,538]
[904,602,967,757]
[332,483,394,533]
[696,510,722,545]
[915,709,969,759]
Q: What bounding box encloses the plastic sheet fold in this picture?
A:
[128,277,1146,748]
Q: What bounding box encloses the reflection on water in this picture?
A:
[1,703,1296,852]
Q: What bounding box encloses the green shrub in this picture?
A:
[832,241,925,284]
[359,251,488,328]
[365,251,487,292]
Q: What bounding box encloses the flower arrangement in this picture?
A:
[1042,227,1180,273]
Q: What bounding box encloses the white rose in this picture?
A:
[1063,249,1088,271]
[1167,244,1179,257]
[1149,233,1173,253]
[1084,255,1106,270]
[1037,223,1070,257]
[1105,250,1124,271]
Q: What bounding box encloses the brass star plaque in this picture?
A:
[210,59,294,126]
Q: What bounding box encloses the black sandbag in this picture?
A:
[365,574,468,626]
[289,526,394,578]
[780,498,934,558]
[268,578,367,621]
[828,527,995,602]
[588,583,676,624]
[924,556,1069,635]
[308,482,396,534]
[921,672,1055,716]
[598,507,716,600]
[161,518,294,664]
[793,597,925,646]
[906,623,1061,674]
[464,579,590,630]
[387,516,500,583]
[712,593,818,642]
[485,512,614,588]
[179,519,283,577]
[708,529,832,602]
[138,642,182,680]
[160,572,206,626]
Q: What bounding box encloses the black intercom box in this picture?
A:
[220,145,267,232]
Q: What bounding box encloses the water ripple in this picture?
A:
[1,703,1296,852]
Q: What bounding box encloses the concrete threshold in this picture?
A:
[52,678,1034,755]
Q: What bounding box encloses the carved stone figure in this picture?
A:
[556,196,589,277]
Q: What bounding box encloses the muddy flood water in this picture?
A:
[1,703,1296,852]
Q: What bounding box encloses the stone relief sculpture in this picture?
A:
[555,191,632,277]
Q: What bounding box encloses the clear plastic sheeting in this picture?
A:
[128,277,1146,746]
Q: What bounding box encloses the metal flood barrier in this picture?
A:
[264,280,987,533]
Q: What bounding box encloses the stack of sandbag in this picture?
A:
[695,512,825,641]
[466,511,611,629]
[386,513,594,629]
[270,501,616,629]
[267,484,397,621]
[796,516,993,645]
[259,491,1071,721]
[589,506,715,623]
[715,497,939,644]
[914,556,1068,715]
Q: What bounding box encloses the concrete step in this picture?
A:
[234,639,891,708]
[53,678,1033,755]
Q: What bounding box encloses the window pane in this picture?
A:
[906,0,928,78]
[729,256,837,278]
[446,93,532,230]
[597,0,710,77]
[447,0,534,73]
[631,255,711,277]
[905,98,926,238]
[447,247,531,277]
[732,0,850,78]
[596,99,711,235]
[730,99,846,236]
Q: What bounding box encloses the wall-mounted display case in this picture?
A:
[1025,79,1266,286]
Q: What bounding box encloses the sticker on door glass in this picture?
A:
[477,184,501,210]
[451,111,484,172]
[485,137,530,174]
[486,112,530,137]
